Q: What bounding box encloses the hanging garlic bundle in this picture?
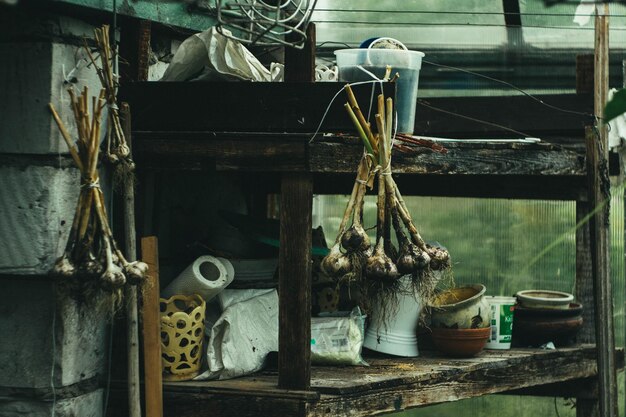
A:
[48,87,148,290]
[320,83,451,300]
[84,25,135,181]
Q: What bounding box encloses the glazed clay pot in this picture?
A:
[515,290,574,310]
[512,302,584,347]
[429,284,490,329]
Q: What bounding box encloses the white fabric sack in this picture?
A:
[196,289,278,380]
[161,27,282,82]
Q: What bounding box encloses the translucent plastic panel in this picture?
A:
[311,0,507,49]
[315,196,577,296]
[314,185,625,416]
[521,0,626,48]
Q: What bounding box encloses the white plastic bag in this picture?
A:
[311,307,368,366]
[195,289,278,380]
[161,27,282,82]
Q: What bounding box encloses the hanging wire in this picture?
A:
[311,20,626,31]
[422,59,600,121]
[417,99,533,138]
[311,8,626,18]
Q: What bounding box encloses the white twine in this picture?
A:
[81,178,101,189]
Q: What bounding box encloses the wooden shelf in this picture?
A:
[134,134,588,200]
[160,346,623,417]
[124,80,620,417]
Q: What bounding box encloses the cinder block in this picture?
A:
[0,388,104,417]
[0,278,109,389]
[0,41,101,154]
[0,162,80,275]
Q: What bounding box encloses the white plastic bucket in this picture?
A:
[484,296,516,350]
[334,48,425,135]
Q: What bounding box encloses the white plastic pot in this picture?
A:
[363,276,422,357]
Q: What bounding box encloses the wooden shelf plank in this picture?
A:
[308,140,585,176]
[156,345,623,417]
[133,133,585,177]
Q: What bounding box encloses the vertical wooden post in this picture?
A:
[278,22,316,391]
[121,103,142,417]
[284,23,316,83]
[278,174,313,390]
[576,201,596,344]
[592,5,618,417]
[576,55,594,94]
[119,18,152,82]
[141,236,163,417]
[576,201,599,417]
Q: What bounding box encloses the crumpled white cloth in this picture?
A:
[161,27,283,82]
[195,289,278,380]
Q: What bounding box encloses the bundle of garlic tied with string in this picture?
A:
[321,83,451,300]
[48,86,147,290]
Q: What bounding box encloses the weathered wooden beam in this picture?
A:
[141,236,163,417]
[311,349,600,416]
[278,173,313,390]
[502,377,598,399]
[576,201,596,344]
[591,5,618,417]
[132,133,309,172]
[120,82,590,139]
[309,141,585,176]
[106,346,621,417]
[285,23,315,83]
[119,18,152,83]
[120,82,395,134]
[121,103,142,417]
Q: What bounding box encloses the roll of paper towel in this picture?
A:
[162,256,234,302]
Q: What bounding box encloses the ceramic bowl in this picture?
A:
[431,327,491,357]
[515,290,574,310]
[429,284,490,329]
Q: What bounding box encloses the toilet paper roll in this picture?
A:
[162,255,234,302]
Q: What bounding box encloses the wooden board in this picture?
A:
[121,82,592,140]
[120,82,395,134]
[133,133,586,177]
[308,140,585,176]
[156,346,623,417]
[141,236,163,417]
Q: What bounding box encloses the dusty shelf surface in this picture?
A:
[159,345,622,417]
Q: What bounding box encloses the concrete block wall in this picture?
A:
[0,389,104,417]
[0,279,109,389]
[0,9,111,417]
[0,41,102,154]
[0,162,80,274]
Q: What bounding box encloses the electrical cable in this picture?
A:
[417,99,533,138]
[422,59,600,121]
[311,8,626,18]
[310,20,626,31]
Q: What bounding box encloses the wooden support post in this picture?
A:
[576,200,598,417]
[278,173,313,390]
[119,18,152,82]
[576,55,594,94]
[141,236,163,417]
[284,23,316,83]
[576,201,596,344]
[121,103,142,417]
[591,5,619,417]
[278,22,316,390]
